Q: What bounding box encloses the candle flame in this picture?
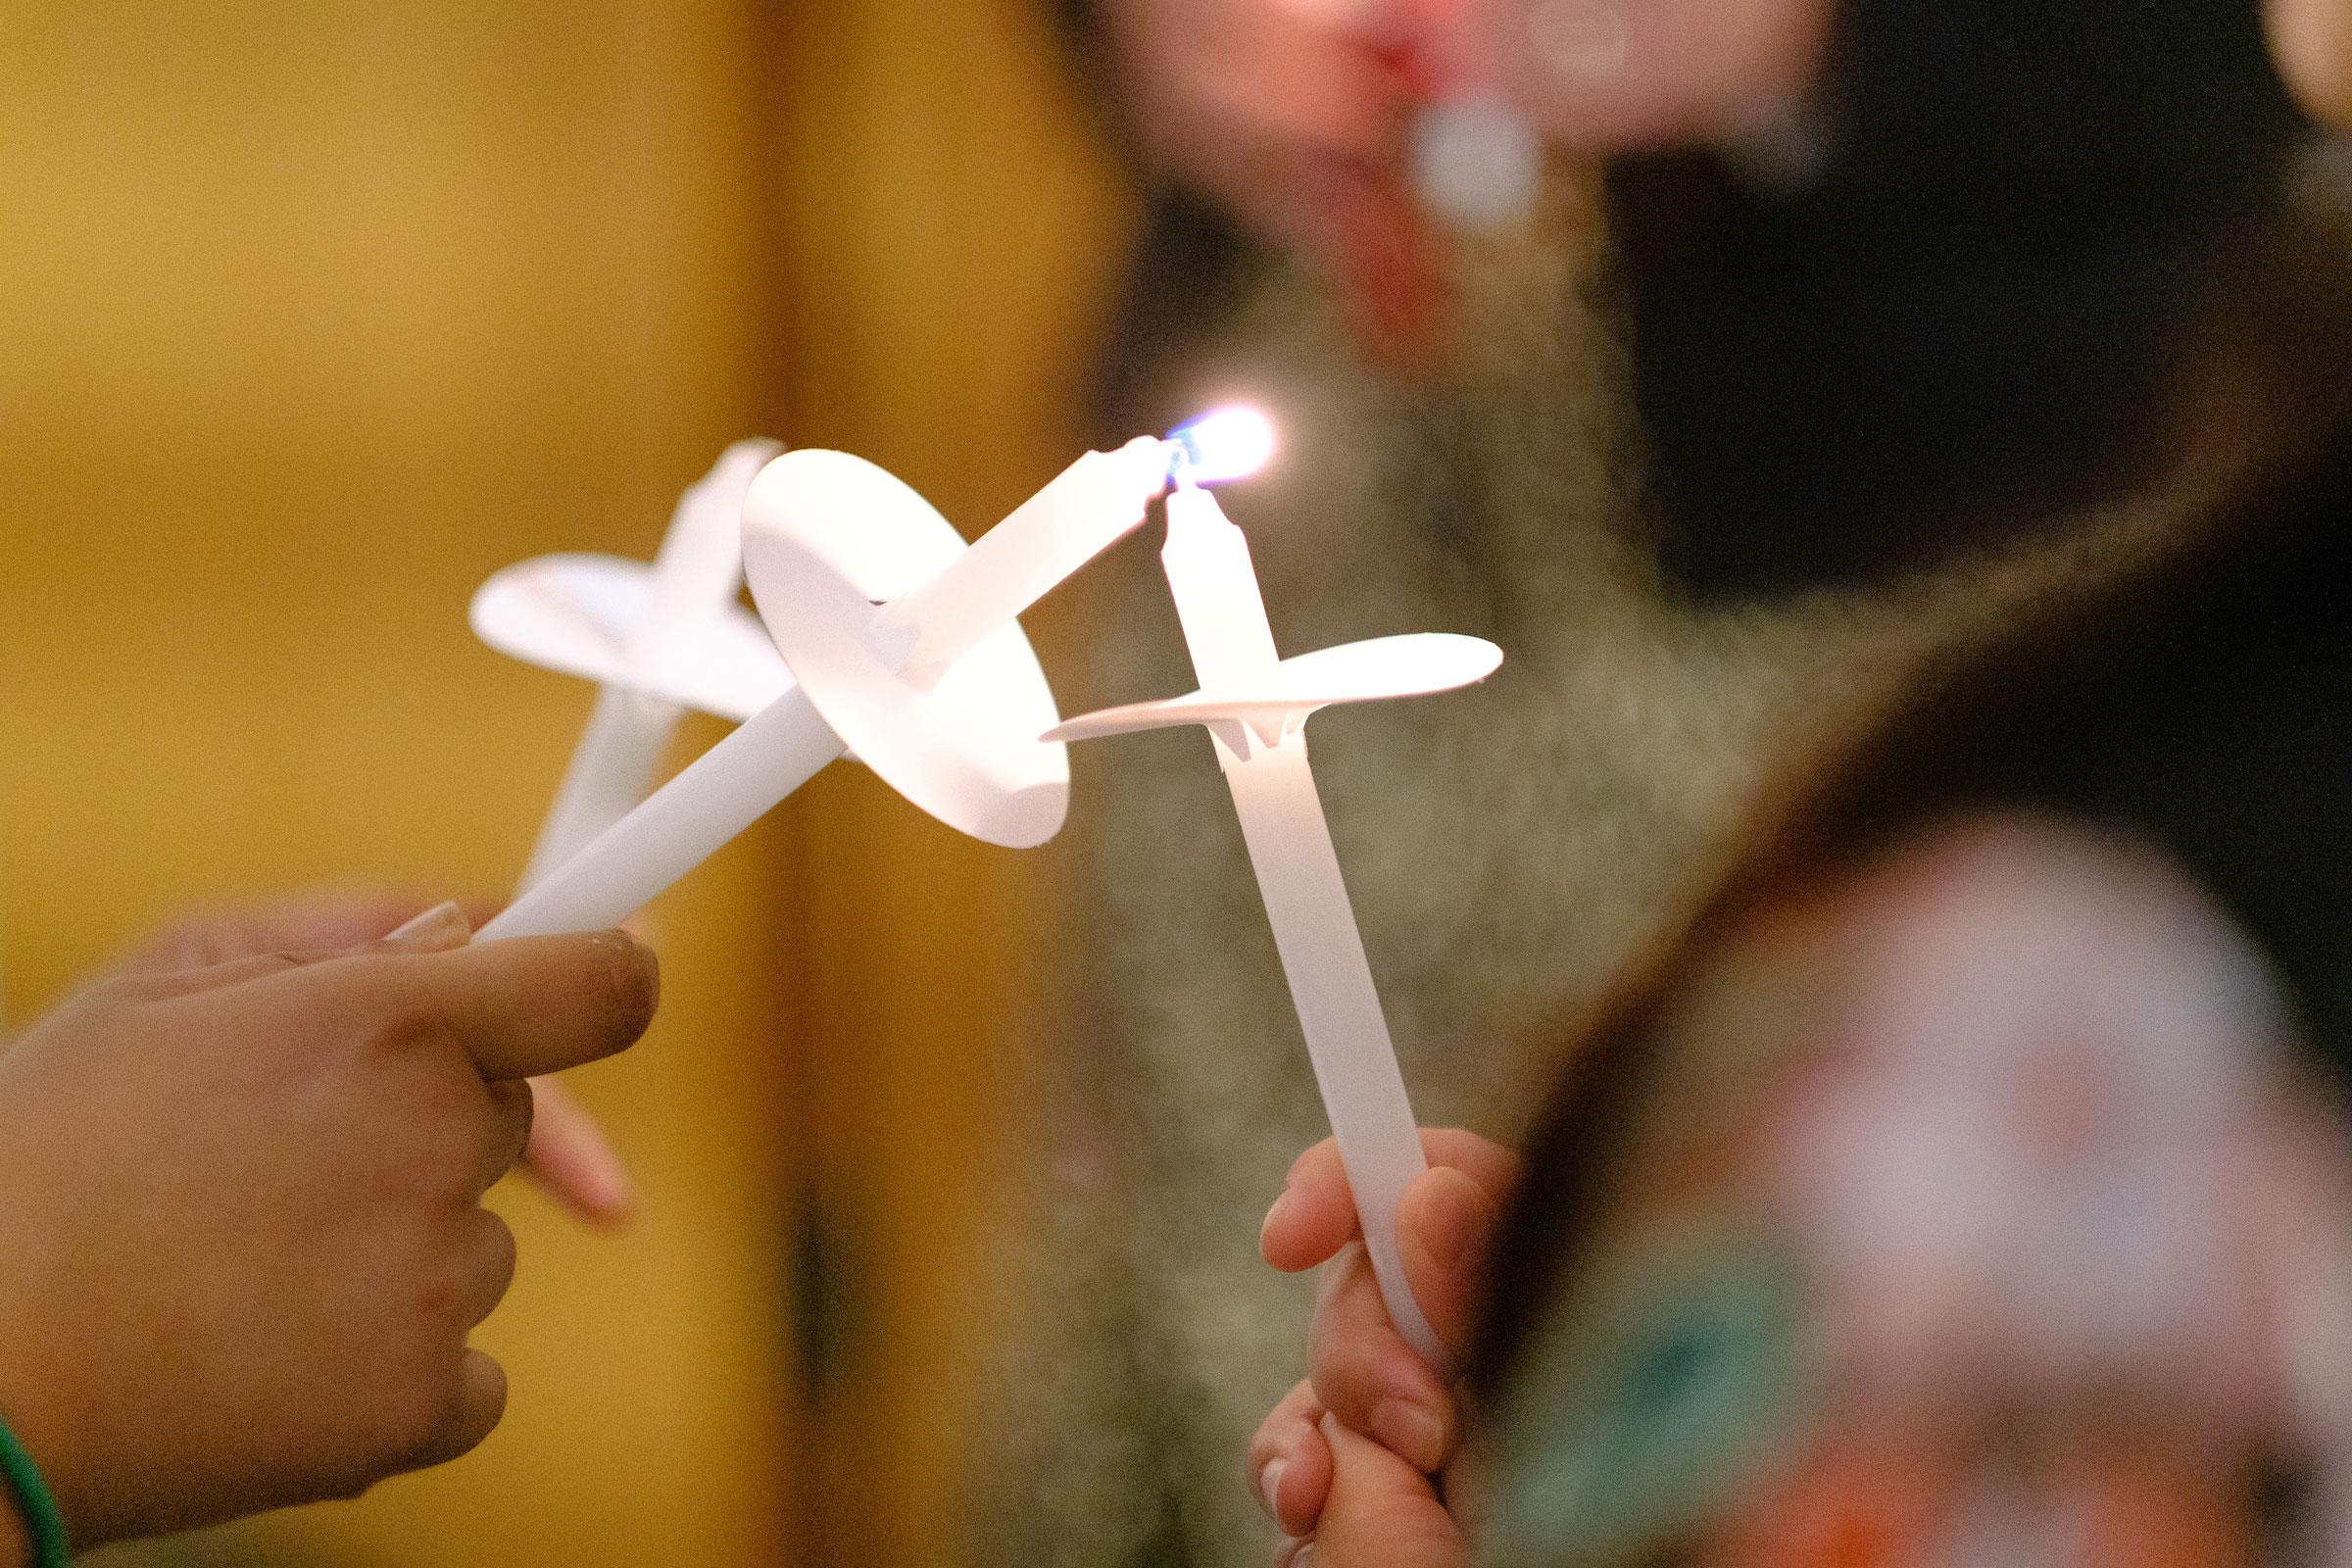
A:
[1167,406,1275,484]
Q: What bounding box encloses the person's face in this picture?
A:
[1104,0,2349,363]
[1100,0,1837,358]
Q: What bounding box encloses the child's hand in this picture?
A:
[1250,1129,1517,1560]
[0,907,658,1549]
[96,892,634,1227]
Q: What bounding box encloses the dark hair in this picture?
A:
[1614,0,2308,595]
[1473,374,2352,1421]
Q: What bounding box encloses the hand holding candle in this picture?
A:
[1048,411,1503,1372]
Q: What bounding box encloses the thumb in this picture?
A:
[1396,1164,1500,1356]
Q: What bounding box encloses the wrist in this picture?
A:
[0,1162,92,1561]
[0,1271,77,1568]
[0,1413,64,1568]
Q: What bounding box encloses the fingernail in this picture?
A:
[1259,1196,1288,1256]
[588,929,661,1020]
[575,1151,635,1223]
[1372,1398,1445,1473]
[1259,1458,1288,1524]
[382,901,471,952]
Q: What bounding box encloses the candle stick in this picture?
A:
[1169,477,1445,1368]
[510,439,783,889]
[1046,434,1502,1372]
[469,439,791,889]
[1226,733,1446,1368]
[515,686,681,893]
[480,432,1183,940]
[872,435,1176,689]
[481,680,845,938]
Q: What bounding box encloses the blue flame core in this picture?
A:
[1167,406,1275,484]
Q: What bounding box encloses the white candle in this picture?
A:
[483,435,1181,940]
[513,439,781,891]
[872,435,1173,687]
[482,684,844,939]
[1159,477,1449,1371]
[514,686,684,894]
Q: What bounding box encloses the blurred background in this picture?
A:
[0,2,1130,1563]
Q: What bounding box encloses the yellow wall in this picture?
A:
[0,2,1127,1564]
[768,2,1136,1560]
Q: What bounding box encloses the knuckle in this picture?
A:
[321,968,415,1055]
[346,955,463,1059]
[410,1266,472,1343]
[475,1210,519,1302]
[380,1075,498,1206]
[1309,1333,1388,1418]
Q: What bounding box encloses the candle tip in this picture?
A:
[1167,406,1275,485]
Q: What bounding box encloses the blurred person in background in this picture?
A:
[963,0,2352,1561]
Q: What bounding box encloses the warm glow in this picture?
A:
[1168,405,1276,483]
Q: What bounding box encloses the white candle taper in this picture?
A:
[516,686,683,893]
[480,435,1178,941]
[484,683,845,937]
[1046,410,1500,1367]
[1160,471,1449,1370]
[873,436,1175,687]
[496,438,784,891]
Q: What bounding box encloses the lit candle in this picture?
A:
[872,435,1176,688]
[480,432,1180,941]
[1047,412,1503,1371]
